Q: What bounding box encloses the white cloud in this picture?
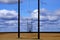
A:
[40,8,59,21]
[31,9,38,18]
[40,16,48,20]
[40,8,48,21]
[21,8,60,26]
[31,8,47,19]
[5,20,18,26]
[0,0,18,4]
[54,9,60,16]
[47,16,58,21]
[32,8,58,21]
[5,20,17,24]
[0,9,18,19]
[0,9,18,27]
[40,8,47,13]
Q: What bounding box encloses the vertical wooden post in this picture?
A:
[38,0,40,39]
[18,0,20,38]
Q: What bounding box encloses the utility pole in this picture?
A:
[38,0,40,39]
[18,0,20,38]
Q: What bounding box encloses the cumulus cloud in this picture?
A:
[5,20,18,26]
[47,16,58,21]
[54,9,60,16]
[40,8,47,13]
[20,8,60,26]
[31,8,47,19]
[40,8,60,21]
[0,9,18,19]
[0,0,18,4]
[40,8,49,21]
[40,16,48,21]
[0,9,18,27]
[31,9,38,18]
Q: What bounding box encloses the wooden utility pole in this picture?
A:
[18,0,20,38]
[38,0,40,39]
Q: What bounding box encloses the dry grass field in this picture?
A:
[20,33,38,39]
[0,33,38,40]
[0,33,60,40]
[0,33,18,38]
[40,33,60,40]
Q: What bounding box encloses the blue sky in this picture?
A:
[20,0,38,32]
[0,0,38,32]
[0,4,18,11]
[40,0,60,11]
[40,0,60,32]
[0,0,38,17]
[0,0,60,32]
[20,0,38,17]
[0,0,18,32]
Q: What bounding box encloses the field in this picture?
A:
[0,33,38,40]
[0,33,60,40]
[40,33,60,40]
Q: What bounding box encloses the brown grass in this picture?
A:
[0,33,38,40]
[20,33,38,39]
[0,33,60,40]
[40,33,60,40]
[0,33,18,38]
